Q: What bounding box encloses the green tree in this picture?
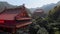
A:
[46,6,60,34]
[48,6,60,23]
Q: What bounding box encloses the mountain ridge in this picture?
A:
[29,1,60,13]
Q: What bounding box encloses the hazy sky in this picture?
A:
[0,0,60,8]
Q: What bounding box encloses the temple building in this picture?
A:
[0,4,32,34]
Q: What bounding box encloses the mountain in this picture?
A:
[29,1,60,14]
[0,1,60,14]
[29,8,36,13]
[0,2,17,8]
[0,2,17,13]
[57,1,60,6]
[30,3,56,14]
[40,3,56,13]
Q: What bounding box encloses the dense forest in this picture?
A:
[29,5,60,34]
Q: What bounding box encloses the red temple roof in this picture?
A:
[0,4,30,20]
[0,14,17,20]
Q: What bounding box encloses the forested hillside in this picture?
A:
[29,4,60,34]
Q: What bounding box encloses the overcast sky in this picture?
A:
[0,0,60,8]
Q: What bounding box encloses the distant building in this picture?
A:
[32,9,45,18]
